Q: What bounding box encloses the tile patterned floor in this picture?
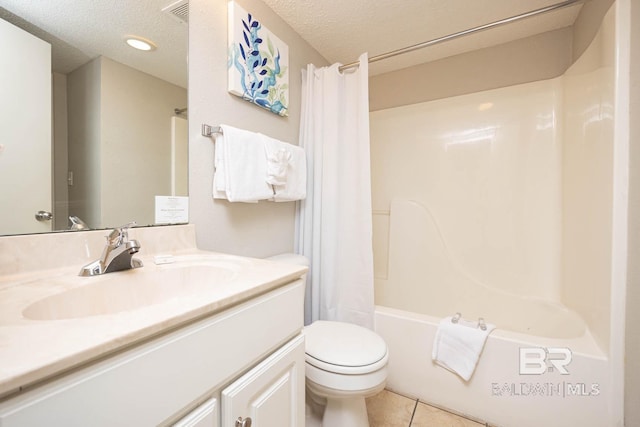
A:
[366,389,488,427]
[306,388,491,427]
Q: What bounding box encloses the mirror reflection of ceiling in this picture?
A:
[0,0,187,88]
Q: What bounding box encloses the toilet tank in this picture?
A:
[267,253,310,325]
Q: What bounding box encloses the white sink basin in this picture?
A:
[22,259,243,320]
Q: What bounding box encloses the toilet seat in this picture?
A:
[304,321,388,375]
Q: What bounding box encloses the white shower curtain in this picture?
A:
[296,53,375,329]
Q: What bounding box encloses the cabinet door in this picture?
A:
[174,397,218,427]
[221,335,305,427]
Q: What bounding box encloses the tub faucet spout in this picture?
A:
[79,222,143,276]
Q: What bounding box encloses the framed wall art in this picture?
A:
[228,1,289,116]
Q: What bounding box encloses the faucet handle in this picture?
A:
[106,221,137,246]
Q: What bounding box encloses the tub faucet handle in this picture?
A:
[452,312,462,324]
[478,317,487,331]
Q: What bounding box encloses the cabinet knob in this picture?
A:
[235,416,252,427]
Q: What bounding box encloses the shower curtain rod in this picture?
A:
[338,0,585,72]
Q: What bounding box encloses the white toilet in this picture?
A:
[267,254,388,427]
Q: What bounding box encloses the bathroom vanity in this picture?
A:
[0,225,306,426]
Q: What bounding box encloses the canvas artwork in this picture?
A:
[228,1,289,116]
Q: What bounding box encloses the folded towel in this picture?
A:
[271,142,306,202]
[212,125,274,203]
[263,135,292,186]
[432,316,495,381]
[212,133,227,199]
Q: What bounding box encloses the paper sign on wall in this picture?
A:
[155,196,189,224]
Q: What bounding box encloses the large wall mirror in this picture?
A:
[0,0,188,236]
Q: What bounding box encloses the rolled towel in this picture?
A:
[263,135,292,186]
[272,143,306,202]
[432,315,495,381]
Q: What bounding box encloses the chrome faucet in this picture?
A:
[69,216,89,231]
[79,222,143,276]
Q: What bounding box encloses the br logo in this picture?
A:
[519,347,572,375]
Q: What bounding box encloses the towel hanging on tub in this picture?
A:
[432,313,495,381]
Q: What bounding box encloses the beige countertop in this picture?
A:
[0,242,306,399]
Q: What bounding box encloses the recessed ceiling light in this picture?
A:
[125,36,157,52]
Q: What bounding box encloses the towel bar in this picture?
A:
[202,124,222,137]
[451,312,487,331]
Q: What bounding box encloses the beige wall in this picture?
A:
[572,0,615,61]
[67,58,102,227]
[67,57,188,229]
[52,72,69,230]
[100,57,187,227]
[625,0,640,424]
[369,28,572,111]
[369,0,617,112]
[188,0,327,257]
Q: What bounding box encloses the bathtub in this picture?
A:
[369,5,623,426]
[372,199,610,427]
[374,306,609,427]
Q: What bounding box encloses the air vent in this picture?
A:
[162,0,189,24]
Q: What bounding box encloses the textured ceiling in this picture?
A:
[0,0,188,88]
[0,0,584,85]
[260,0,583,75]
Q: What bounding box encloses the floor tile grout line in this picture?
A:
[369,388,492,426]
[408,398,419,427]
[416,398,487,425]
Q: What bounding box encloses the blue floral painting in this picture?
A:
[228,2,289,116]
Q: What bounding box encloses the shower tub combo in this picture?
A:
[369,5,625,427]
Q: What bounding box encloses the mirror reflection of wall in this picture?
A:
[0,1,188,236]
[64,56,187,229]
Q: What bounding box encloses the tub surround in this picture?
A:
[371,4,616,351]
[0,224,307,398]
[370,4,621,427]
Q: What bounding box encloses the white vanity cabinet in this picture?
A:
[174,397,218,427]
[221,334,305,427]
[0,280,305,427]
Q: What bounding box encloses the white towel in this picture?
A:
[212,125,274,203]
[262,135,292,186]
[432,316,495,381]
[212,133,227,199]
[271,143,306,202]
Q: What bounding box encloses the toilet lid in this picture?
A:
[304,321,388,372]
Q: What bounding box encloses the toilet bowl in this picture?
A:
[266,254,389,427]
[304,320,388,426]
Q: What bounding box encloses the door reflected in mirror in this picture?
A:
[0,0,188,236]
